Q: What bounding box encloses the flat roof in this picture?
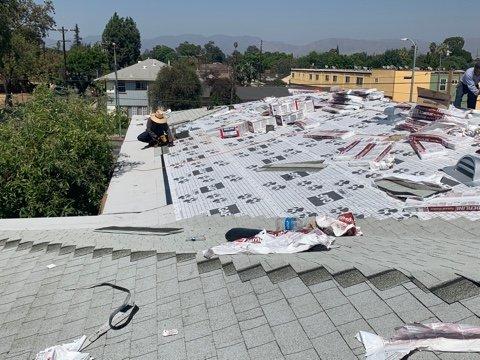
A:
[292,68,372,74]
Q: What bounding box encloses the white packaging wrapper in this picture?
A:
[35,336,89,360]
[203,229,334,258]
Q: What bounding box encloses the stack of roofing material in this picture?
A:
[323,91,364,114]
[404,190,480,212]
[270,98,315,126]
[395,105,470,132]
[247,117,276,133]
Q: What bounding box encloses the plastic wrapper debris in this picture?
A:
[356,323,480,360]
[316,212,362,236]
[35,336,89,360]
[203,229,334,258]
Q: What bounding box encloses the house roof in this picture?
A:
[236,86,290,101]
[292,68,373,74]
[2,92,480,359]
[96,59,166,82]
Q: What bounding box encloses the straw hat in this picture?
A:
[150,109,167,124]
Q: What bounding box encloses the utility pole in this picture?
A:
[52,26,74,86]
[230,42,238,105]
[112,42,121,135]
[260,39,263,83]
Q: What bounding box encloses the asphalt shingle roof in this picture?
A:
[1,234,480,360]
[96,59,166,82]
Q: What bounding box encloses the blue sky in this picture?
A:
[50,0,479,43]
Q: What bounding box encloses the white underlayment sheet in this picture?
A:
[164,95,480,221]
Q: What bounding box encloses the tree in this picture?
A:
[443,37,465,55]
[149,62,202,111]
[246,45,260,54]
[429,42,437,55]
[67,43,108,94]
[204,41,225,63]
[143,45,177,63]
[0,0,55,106]
[0,86,117,218]
[73,23,82,47]
[176,41,203,59]
[209,78,236,106]
[102,12,141,68]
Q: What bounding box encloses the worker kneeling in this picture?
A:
[454,62,480,109]
[137,109,174,147]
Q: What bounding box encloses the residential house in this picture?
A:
[96,59,166,117]
[290,68,432,103]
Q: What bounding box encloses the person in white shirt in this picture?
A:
[454,63,480,109]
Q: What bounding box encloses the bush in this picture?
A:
[0,86,117,218]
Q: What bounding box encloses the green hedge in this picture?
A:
[0,87,117,218]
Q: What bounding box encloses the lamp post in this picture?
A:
[230,42,238,105]
[112,42,121,135]
[401,38,417,102]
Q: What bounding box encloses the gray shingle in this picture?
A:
[428,302,474,323]
[272,320,312,355]
[185,335,216,360]
[288,293,322,319]
[258,288,284,306]
[208,303,238,331]
[299,311,336,339]
[184,319,211,341]
[366,312,404,338]
[248,341,284,360]
[278,277,310,299]
[212,324,242,349]
[284,348,319,360]
[232,293,260,314]
[313,286,348,310]
[158,339,187,360]
[217,342,250,360]
[386,293,434,323]
[347,290,392,320]
[326,303,362,326]
[262,299,296,326]
[311,331,357,360]
[242,323,275,349]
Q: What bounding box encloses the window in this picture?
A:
[375,78,379,83]
[117,81,126,93]
[452,79,458,85]
[291,72,295,78]
[325,75,330,81]
[356,77,364,85]
[309,74,313,80]
[345,76,350,83]
[316,74,320,81]
[135,81,147,90]
[333,75,338,83]
[440,78,447,91]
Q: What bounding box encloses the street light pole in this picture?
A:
[112,42,121,135]
[401,38,417,102]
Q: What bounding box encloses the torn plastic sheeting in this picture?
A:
[356,323,480,360]
[35,336,89,360]
[203,229,334,258]
[316,212,362,237]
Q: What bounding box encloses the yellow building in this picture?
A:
[290,68,432,103]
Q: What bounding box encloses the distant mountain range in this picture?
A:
[80,34,480,57]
